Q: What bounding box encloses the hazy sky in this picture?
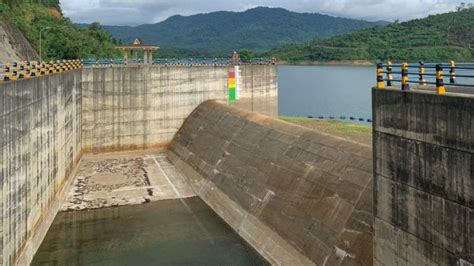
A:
[61,0,473,26]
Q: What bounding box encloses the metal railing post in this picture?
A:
[401,63,410,91]
[386,61,393,87]
[376,63,385,89]
[436,64,446,94]
[449,60,456,84]
[419,61,426,85]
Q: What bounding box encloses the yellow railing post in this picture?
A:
[419,61,426,86]
[11,67,18,81]
[376,63,385,89]
[449,60,456,84]
[386,61,393,87]
[401,63,410,91]
[436,64,446,94]
[4,72,11,81]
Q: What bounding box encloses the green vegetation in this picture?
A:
[2,0,60,9]
[154,48,227,58]
[0,1,120,60]
[280,116,372,145]
[101,7,387,53]
[153,48,253,59]
[269,7,474,63]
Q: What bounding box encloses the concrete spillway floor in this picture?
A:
[61,149,196,211]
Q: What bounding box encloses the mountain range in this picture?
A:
[269,7,474,62]
[90,7,388,53]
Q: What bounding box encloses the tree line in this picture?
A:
[1,0,60,9]
[0,1,120,60]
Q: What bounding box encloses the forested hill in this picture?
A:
[99,7,388,52]
[0,0,120,60]
[269,7,474,63]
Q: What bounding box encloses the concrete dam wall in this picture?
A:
[168,101,373,265]
[0,64,277,265]
[373,88,473,265]
[0,71,82,265]
[81,65,277,153]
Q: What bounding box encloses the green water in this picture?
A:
[32,197,268,266]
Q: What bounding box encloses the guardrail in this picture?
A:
[376,61,474,94]
[0,60,82,82]
[82,57,276,67]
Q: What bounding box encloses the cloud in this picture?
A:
[60,0,473,26]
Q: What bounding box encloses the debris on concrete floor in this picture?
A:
[61,149,195,211]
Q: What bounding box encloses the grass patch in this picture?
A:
[279,116,372,145]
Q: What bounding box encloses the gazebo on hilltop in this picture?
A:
[117,37,159,64]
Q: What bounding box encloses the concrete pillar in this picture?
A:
[148,51,153,65]
[123,50,128,65]
[143,50,148,64]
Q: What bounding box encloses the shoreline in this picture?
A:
[276,60,375,66]
[279,116,372,146]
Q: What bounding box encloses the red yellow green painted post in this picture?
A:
[229,71,236,101]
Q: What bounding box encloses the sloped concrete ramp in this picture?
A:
[168,101,373,265]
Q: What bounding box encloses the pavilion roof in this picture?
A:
[117,37,159,50]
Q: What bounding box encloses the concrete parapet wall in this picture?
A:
[81,65,277,153]
[0,71,82,265]
[168,101,373,265]
[372,88,473,265]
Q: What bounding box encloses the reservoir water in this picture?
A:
[278,64,474,120]
[32,197,268,266]
[278,65,374,120]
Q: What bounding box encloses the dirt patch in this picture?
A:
[47,8,61,18]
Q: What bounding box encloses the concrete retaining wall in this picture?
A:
[372,88,473,265]
[168,101,373,265]
[0,71,82,265]
[81,65,277,153]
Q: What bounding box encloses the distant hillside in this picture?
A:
[270,8,474,62]
[0,0,120,61]
[98,7,387,52]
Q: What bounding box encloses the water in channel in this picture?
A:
[32,197,269,266]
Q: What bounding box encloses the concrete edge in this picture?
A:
[14,152,84,266]
[166,150,316,266]
[373,86,474,98]
[81,142,170,154]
